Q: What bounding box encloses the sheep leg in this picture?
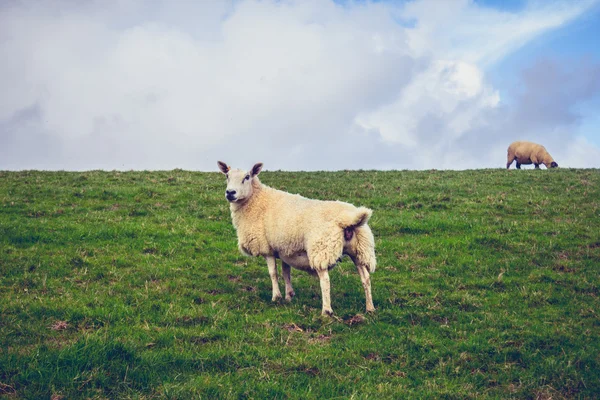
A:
[265,256,282,301]
[506,157,515,169]
[350,256,375,313]
[534,163,540,169]
[516,162,521,169]
[357,264,375,313]
[281,261,295,302]
[316,269,334,316]
[506,149,516,169]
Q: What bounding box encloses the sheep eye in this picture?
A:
[243,175,250,182]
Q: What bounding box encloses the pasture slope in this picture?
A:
[1,168,599,399]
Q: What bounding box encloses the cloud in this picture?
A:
[0,0,598,170]
[402,0,598,66]
[355,60,500,147]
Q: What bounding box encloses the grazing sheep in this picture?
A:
[506,141,558,169]
[217,161,376,316]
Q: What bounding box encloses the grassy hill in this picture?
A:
[1,168,599,399]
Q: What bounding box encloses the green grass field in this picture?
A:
[1,168,599,399]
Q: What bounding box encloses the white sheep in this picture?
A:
[217,161,376,316]
[506,141,558,169]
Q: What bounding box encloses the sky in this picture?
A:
[1,0,599,171]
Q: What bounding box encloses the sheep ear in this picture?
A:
[217,161,230,174]
[251,162,263,177]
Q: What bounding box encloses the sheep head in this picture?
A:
[217,161,263,203]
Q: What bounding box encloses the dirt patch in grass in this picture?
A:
[345,314,366,326]
[0,382,17,396]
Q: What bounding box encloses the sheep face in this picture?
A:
[217,161,263,203]
[549,162,558,168]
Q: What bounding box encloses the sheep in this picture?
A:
[217,161,376,316]
[506,141,558,169]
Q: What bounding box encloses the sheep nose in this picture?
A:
[226,190,237,200]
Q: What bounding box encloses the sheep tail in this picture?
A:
[338,207,372,230]
[342,211,377,273]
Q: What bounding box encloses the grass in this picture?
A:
[1,168,599,399]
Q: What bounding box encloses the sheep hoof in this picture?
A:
[322,309,334,317]
[272,293,282,302]
[366,306,376,313]
[285,290,295,302]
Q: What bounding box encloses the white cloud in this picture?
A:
[0,0,598,170]
[402,0,598,66]
[355,60,500,149]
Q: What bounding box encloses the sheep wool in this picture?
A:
[218,161,376,316]
[506,141,558,169]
